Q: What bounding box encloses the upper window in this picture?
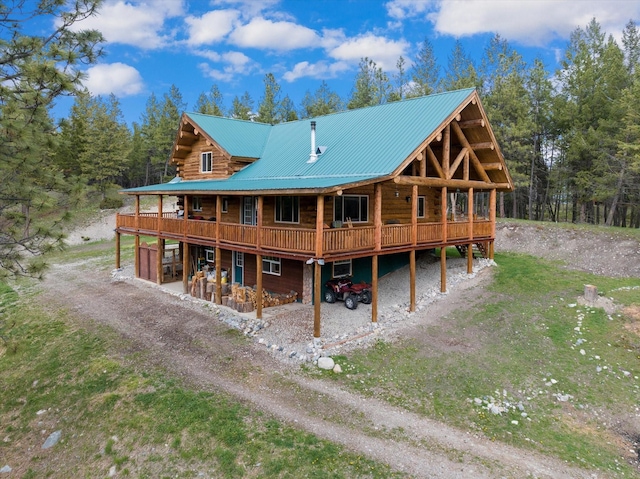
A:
[334,195,368,223]
[418,196,425,218]
[275,196,300,223]
[201,152,212,173]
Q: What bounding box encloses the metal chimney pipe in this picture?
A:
[309,121,318,163]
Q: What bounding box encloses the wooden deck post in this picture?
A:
[313,195,324,337]
[182,242,189,294]
[115,231,121,269]
[215,246,222,304]
[440,246,447,293]
[441,187,448,242]
[374,184,382,251]
[314,261,321,337]
[372,254,378,323]
[215,195,223,305]
[134,195,140,278]
[490,189,496,260]
[156,194,163,285]
[156,238,164,285]
[409,250,416,312]
[256,254,263,319]
[468,187,474,274]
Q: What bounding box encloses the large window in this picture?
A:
[275,196,299,223]
[334,195,368,223]
[262,256,281,276]
[332,259,352,278]
[201,152,212,173]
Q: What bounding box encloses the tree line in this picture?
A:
[1,1,638,277]
[58,19,640,229]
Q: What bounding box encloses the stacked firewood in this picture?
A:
[190,272,231,302]
[222,284,298,312]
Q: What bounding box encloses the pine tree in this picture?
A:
[300,81,343,118]
[347,57,392,109]
[195,84,225,116]
[231,92,254,120]
[77,95,131,197]
[441,40,480,91]
[256,73,282,124]
[409,38,440,97]
[0,1,103,278]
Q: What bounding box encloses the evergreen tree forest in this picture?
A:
[58,18,640,228]
[2,7,639,277]
[93,19,639,228]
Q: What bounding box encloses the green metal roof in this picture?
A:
[125,88,476,195]
[184,112,271,158]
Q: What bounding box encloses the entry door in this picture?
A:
[233,251,244,285]
[243,196,257,225]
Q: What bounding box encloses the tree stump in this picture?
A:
[584,284,598,302]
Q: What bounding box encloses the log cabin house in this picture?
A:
[115,87,513,337]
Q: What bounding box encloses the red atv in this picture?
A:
[324,277,372,310]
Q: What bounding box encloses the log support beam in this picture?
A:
[314,261,322,337]
[182,242,189,294]
[256,254,263,319]
[115,232,121,269]
[372,255,378,323]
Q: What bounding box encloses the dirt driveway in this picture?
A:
[39,246,608,478]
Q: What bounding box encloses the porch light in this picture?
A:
[306,258,314,264]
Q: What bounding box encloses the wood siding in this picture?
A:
[243,254,303,295]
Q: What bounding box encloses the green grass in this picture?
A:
[0,281,404,478]
[324,252,640,476]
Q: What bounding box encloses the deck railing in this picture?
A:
[116,213,494,256]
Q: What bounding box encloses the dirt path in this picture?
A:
[39,258,602,479]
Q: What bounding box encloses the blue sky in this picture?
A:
[53,0,640,125]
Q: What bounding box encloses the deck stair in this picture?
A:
[455,242,489,259]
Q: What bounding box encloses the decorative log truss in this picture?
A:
[393,96,512,193]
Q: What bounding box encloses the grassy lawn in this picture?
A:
[321,252,640,476]
[0,280,404,478]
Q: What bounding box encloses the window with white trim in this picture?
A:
[418,196,426,218]
[334,195,368,223]
[192,196,202,211]
[201,152,212,173]
[275,196,299,223]
[332,259,352,278]
[262,256,281,275]
[236,252,244,267]
[222,197,229,213]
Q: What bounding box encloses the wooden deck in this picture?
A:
[116,212,493,258]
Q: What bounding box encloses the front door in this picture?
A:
[233,251,244,285]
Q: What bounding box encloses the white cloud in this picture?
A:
[385,0,434,20]
[197,51,256,82]
[72,0,184,49]
[282,60,349,82]
[82,63,144,96]
[228,17,320,50]
[328,33,409,70]
[426,0,640,46]
[212,0,281,17]
[185,9,240,45]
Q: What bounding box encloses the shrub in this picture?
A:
[100,197,123,210]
